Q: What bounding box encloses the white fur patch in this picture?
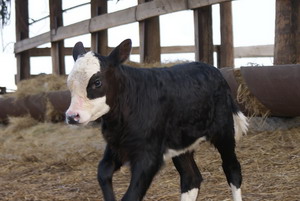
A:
[230,183,242,201]
[68,52,100,94]
[181,188,199,201]
[66,52,110,124]
[163,137,206,161]
[233,112,248,142]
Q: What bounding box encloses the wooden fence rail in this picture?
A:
[27,45,274,58]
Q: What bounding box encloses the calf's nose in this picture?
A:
[66,112,80,124]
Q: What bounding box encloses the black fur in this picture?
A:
[75,39,243,201]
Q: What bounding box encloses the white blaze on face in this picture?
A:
[66,52,110,124]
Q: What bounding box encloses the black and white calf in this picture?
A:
[66,39,248,201]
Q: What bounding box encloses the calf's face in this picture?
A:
[65,39,132,125]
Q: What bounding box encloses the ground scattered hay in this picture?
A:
[13,74,67,99]
[4,116,39,134]
[0,117,299,200]
[234,68,271,117]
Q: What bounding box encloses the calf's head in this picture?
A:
[65,39,132,125]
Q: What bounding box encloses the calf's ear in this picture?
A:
[108,39,132,66]
[73,42,87,61]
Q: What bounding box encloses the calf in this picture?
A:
[66,39,248,201]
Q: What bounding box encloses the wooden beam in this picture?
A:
[14,32,50,54]
[219,1,234,67]
[194,6,213,64]
[29,45,273,59]
[89,7,136,33]
[138,0,161,63]
[234,45,273,58]
[49,0,65,75]
[274,0,300,64]
[188,0,232,9]
[29,48,51,57]
[91,0,108,55]
[15,0,30,83]
[136,0,233,21]
[136,0,187,21]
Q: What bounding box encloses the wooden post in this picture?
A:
[15,0,30,83]
[49,0,65,75]
[91,0,108,55]
[138,0,161,63]
[274,0,300,64]
[219,2,234,67]
[194,6,213,65]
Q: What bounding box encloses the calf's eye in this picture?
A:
[94,79,102,88]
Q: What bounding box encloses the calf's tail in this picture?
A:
[230,96,248,142]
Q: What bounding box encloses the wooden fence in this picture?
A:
[14,0,273,83]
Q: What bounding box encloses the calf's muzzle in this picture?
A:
[66,112,80,124]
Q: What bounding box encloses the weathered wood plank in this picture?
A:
[89,7,136,33]
[139,0,161,63]
[274,0,300,64]
[49,0,65,75]
[15,0,30,82]
[161,46,195,54]
[29,48,51,57]
[235,45,273,58]
[52,20,90,42]
[136,0,187,21]
[188,0,233,9]
[14,32,51,54]
[91,0,108,55]
[219,1,234,67]
[194,5,213,64]
[28,45,272,58]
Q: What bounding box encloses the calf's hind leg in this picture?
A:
[214,137,243,201]
[172,152,203,201]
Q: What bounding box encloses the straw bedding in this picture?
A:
[0,116,299,201]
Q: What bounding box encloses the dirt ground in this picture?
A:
[0,116,299,201]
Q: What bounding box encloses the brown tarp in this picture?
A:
[0,90,70,122]
[240,64,300,116]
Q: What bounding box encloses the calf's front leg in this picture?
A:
[98,146,122,201]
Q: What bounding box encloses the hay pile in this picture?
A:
[13,74,68,99]
[0,116,299,200]
[234,68,271,117]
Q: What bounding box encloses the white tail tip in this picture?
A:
[233,111,248,142]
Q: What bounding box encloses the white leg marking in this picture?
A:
[230,183,242,201]
[181,188,199,201]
